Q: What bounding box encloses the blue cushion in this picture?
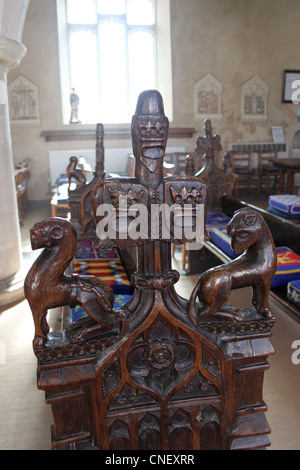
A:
[206,212,231,232]
[209,227,239,259]
[234,168,256,175]
[269,195,300,215]
[272,247,300,288]
[262,167,279,173]
[287,279,300,307]
[268,205,300,220]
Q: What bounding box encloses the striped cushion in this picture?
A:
[73,259,133,294]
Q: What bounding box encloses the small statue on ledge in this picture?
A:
[69,88,81,124]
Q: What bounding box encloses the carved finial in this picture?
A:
[204,118,212,136]
[195,119,222,162]
[95,123,105,177]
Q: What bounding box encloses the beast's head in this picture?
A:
[30,217,77,250]
[227,208,265,254]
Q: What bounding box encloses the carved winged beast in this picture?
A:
[187,208,277,326]
[24,217,115,348]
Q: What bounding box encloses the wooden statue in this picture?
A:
[25,90,276,450]
[67,156,86,188]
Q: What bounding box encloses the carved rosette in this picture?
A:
[127,318,195,398]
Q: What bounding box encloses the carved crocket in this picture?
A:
[187,208,277,326]
[24,217,115,347]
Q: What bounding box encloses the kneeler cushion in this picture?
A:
[73,259,133,294]
[206,212,231,232]
[269,195,300,215]
[268,205,300,220]
[209,227,239,259]
[74,241,120,260]
[287,279,300,307]
[73,241,133,295]
[272,247,300,288]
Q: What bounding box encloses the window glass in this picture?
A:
[65,0,160,123]
[128,30,155,113]
[97,0,126,15]
[69,29,99,123]
[98,20,128,122]
[67,0,97,24]
[127,0,155,25]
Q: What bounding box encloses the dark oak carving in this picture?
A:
[24,217,115,348]
[194,119,233,212]
[67,156,86,187]
[187,207,277,326]
[25,90,276,450]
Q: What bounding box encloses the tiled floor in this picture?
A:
[0,198,300,450]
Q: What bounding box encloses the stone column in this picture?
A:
[0,0,30,306]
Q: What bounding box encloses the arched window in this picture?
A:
[57,0,172,124]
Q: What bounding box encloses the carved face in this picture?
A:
[227,208,263,254]
[30,218,74,250]
[131,90,169,174]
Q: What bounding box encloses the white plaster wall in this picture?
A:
[7,0,300,201]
